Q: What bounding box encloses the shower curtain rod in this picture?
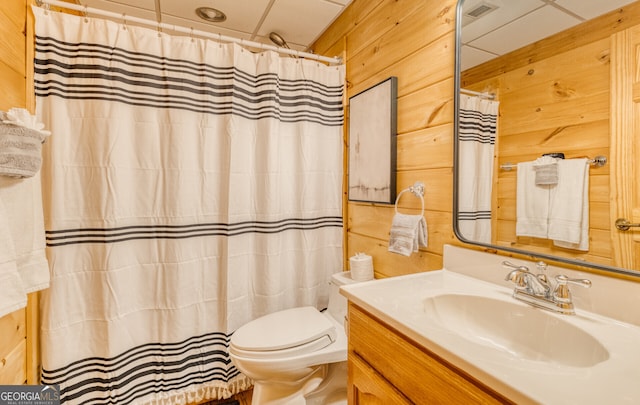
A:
[35,0,342,65]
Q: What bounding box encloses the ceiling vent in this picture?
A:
[464,1,499,21]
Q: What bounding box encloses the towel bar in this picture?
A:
[500,155,607,171]
[395,181,425,214]
[460,88,495,100]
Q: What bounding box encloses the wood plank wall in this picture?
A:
[0,0,37,385]
[312,0,460,279]
[313,0,640,278]
[476,37,611,266]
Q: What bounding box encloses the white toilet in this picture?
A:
[229,271,359,405]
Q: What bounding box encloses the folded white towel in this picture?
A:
[532,156,559,185]
[549,159,589,251]
[388,213,427,256]
[0,123,46,178]
[0,109,50,178]
[0,174,50,295]
[3,108,51,138]
[515,161,551,239]
[0,197,26,317]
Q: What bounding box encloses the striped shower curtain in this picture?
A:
[34,7,344,405]
[457,94,499,244]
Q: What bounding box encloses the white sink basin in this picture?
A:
[422,294,609,367]
[340,259,640,405]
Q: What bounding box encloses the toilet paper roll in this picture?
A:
[349,253,374,281]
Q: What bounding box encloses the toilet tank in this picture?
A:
[326,271,360,325]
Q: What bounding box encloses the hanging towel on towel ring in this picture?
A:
[388,185,427,256]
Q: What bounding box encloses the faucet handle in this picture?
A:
[555,274,592,288]
[553,275,591,304]
[502,261,529,272]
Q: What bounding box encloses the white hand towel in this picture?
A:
[0,174,50,294]
[388,213,427,256]
[515,161,551,238]
[549,159,589,251]
[0,197,27,317]
[532,155,559,185]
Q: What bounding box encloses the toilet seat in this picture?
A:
[230,306,337,360]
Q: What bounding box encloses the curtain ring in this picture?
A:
[190,27,195,42]
[83,5,89,23]
[157,22,162,37]
[218,33,222,47]
[121,14,127,30]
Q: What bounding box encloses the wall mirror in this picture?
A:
[453,0,640,277]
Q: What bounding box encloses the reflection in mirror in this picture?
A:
[453,0,640,276]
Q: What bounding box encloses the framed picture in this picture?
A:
[348,76,397,204]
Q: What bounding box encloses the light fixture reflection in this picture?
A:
[195,7,227,23]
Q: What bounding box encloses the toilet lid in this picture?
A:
[231,306,336,353]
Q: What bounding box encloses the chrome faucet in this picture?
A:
[503,261,591,315]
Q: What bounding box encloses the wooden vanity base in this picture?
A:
[347,303,514,404]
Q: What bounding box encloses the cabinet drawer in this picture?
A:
[349,351,411,405]
[348,303,511,404]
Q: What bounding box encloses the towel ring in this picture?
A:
[395,181,425,214]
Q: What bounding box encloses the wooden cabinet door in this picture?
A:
[347,303,512,404]
[348,352,411,405]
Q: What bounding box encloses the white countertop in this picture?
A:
[340,245,640,405]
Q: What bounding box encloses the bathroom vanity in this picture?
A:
[340,245,640,404]
[347,303,510,403]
